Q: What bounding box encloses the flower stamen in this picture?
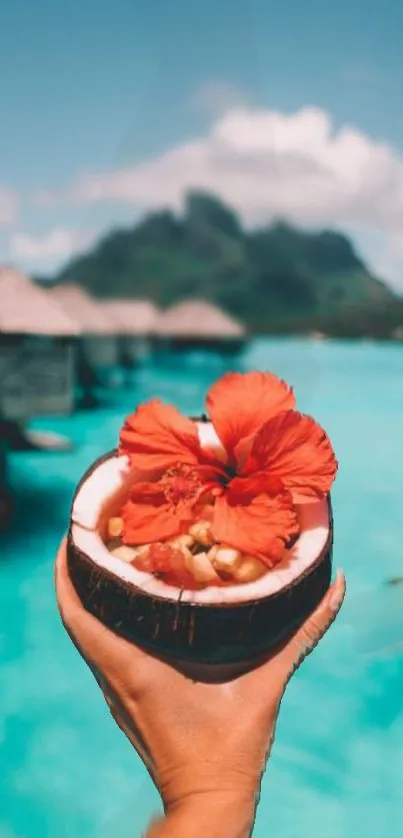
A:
[160,463,203,509]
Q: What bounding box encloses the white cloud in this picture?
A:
[10,228,95,264]
[0,187,18,225]
[69,105,403,236]
[34,188,62,208]
[31,104,403,285]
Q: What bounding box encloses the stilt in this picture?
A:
[0,425,13,531]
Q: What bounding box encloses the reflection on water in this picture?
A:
[345,584,403,660]
[0,339,402,838]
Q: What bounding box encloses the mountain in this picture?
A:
[43,191,395,334]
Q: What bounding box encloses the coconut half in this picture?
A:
[67,420,333,665]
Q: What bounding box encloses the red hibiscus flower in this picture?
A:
[119,371,337,567]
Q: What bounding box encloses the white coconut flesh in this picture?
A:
[71,422,330,605]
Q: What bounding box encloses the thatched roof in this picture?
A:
[0,267,80,336]
[101,299,160,335]
[155,299,245,339]
[49,284,117,335]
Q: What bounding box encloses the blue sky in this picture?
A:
[1,0,403,287]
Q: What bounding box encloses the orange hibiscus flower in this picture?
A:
[119,371,337,567]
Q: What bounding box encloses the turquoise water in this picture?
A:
[0,338,402,838]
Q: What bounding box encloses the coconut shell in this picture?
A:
[67,450,333,666]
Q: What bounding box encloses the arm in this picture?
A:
[55,543,345,838]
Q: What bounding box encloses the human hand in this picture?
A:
[55,540,345,837]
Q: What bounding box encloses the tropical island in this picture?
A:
[38,191,403,339]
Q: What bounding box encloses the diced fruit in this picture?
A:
[185,550,222,584]
[134,550,155,572]
[145,543,174,573]
[189,519,214,546]
[131,545,156,571]
[168,546,195,587]
[168,534,194,549]
[133,542,195,587]
[233,556,267,583]
[209,545,242,576]
[136,543,152,555]
[111,545,138,563]
[107,517,123,538]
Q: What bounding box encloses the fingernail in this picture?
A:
[329,569,344,612]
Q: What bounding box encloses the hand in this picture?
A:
[55,540,345,837]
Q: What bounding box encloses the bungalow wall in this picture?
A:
[0,334,76,420]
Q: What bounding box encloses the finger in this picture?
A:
[55,538,137,670]
[279,569,346,678]
[54,537,89,628]
[55,537,169,696]
[55,540,96,648]
[101,685,156,778]
[54,544,109,682]
[56,553,155,777]
[55,537,124,647]
[58,571,157,783]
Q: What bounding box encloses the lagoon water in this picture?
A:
[0,338,402,838]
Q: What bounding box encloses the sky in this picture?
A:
[1,0,403,289]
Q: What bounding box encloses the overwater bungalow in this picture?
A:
[0,268,79,421]
[153,299,246,354]
[49,283,120,402]
[391,325,403,341]
[0,266,80,460]
[101,299,160,368]
[49,283,119,365]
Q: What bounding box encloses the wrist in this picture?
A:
[158,759,262,808]
[150,790,258,838]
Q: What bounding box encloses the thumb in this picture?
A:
[279,569,346,678]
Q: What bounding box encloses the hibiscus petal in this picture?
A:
[119,399,205,473]
[229,472,285,500]
[206,371,296,464]
[212,480,298,565]
[121,483,195,545]
[245,411,338,503]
